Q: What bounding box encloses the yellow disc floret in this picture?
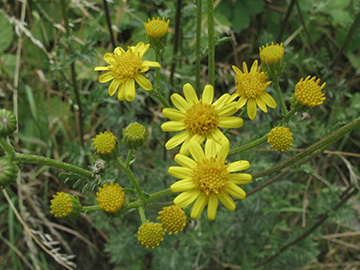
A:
[144,17,170,38]
[138,222,164,248]
[93,131,117,154]
[96,182,125,213]
[259,42,284,64]
[295,75,326,107]
[50,192,73,218]
[157,205,186,234]
[268,126,293,151]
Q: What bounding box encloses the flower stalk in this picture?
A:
[207,0,215,87]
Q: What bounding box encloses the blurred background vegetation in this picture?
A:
[0,0,360,269]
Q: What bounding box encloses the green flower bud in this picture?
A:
[0,157,18,188]
[122,123,147,149]
[50,192,82,220]
[0,109,17,137]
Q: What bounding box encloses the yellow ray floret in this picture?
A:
[161,83,243,155]
[169,139,252,220]
[231,60,276,120]
[268,126,293,151]
[295,76,326,107]
[94,42,160,102]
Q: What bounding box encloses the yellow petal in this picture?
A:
[170,179,196,192]
[168,166,193,179]
[161,121,186,132]
[135,73,153,91]
[256,96,268,113]
[261,92,277,108]
[204,139,217,159]
[174,190,199,208]
[174,154,197,168]
[228,173,252,184]
[103,53,114,63]
[124,79,136,102]
[207,194,219,220]
[247,99,257,120]
[218,192,236,211]
[237,96,248,109]
[242,62,249,73]
[227,160,250,172]
[214,93,231,110]
[232,65,242,75]
[98,72,114,83]
[117,83,126,101]
[183,83,198,105]
[208,128,228,146]
[94,66,109,71]
[218,117,243,128]
[179,136,193,156]
[188,141,205,162]
[216,140,230,161]
[202,85,214,105]
[142,60,161,68]
[190,194,208,219]
[114,47,125,55]
[171,94,191,112]
[225,183,246,199]
[217,102,238,117]
[164,130,189,149]
[108,79,121,97]
[162,108,185,121]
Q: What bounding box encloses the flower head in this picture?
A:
[50,192,82,219]
[295,76,326,107]
[0,157,18,188]
[169,139,252,220]
[144,17,170,38]
[96,182,125,213]
[0,109,17,137]
[157,205,186,234]
[92,131,119,161]
[94,42,161,102]
[137,222,164,248]
[268,126,293,151]
[259,42,285,77]
[161,83,243,155]
[122,122,148,149]
[231,60,276,120]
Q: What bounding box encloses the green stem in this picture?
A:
[148,188,172,201]
[229,134,268,156]
[207,0,215,87]
[195,0,202,92]
[137,206,147,224]
[273,76,287,116]
[60,0,84,147]
[14,153,92,178]
[0,138,15,157]
[125,149,134,167]
[252,116,360,179]
[283,104,298,123]
[170,0,182,87]
[102,0,116,48]
[115,157,145,199]
[151,49,171,108]
[81,206,101,213]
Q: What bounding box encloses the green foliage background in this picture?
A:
[0,0,360,269]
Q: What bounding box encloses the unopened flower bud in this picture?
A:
[0,109,17,137]
[50,192,82,220]
[0,157,18,188]
[122,123,147,150]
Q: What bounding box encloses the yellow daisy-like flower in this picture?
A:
[231,60,276,120]
[161,83,243,155]
[169,139,252,221]
[268,126,293,151]
[94,42,161,102]
[138,222,164,249]
[295,76,326,107]
[96,182,125,213]
[157,205,186,235]
[50,192,81,219]
[144,17,170,38]
[93,131,117,154]
[259,42,284,64]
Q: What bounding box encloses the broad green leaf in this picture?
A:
[0,13,13,53]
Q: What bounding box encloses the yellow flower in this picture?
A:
[169,139,252,220]
[94,42,161,102]
[137,222,164,248]
[259,42,284,64]
[92,131,119,161]
[157,205,186,234]
[231,60,276,120]
[96,182,125,213]
[268,126,293,151]
[144,17,170,38]
[295,76,326,107]
[50,192,82,219]
[161,83,243,155]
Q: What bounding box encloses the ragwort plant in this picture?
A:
[1,0,360,269]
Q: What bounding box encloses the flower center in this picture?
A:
[184,101,219,135]
[192,158,229,195]
[236,73,268,99]
[109,52,142,82]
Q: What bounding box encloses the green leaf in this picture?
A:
[0,13,14,53]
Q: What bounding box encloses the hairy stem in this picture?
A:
[195,0,202,92]
[207,0,215,87]
[273,76,287,116]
